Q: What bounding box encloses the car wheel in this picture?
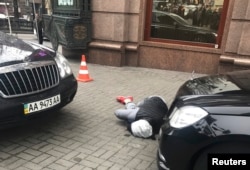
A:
[192,142,250,170]
[194,34,207,43]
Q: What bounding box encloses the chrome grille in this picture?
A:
[0,61,60,98]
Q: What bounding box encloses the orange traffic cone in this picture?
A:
[77,55,93,82]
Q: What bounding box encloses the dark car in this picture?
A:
[157,70,250,170]
[0,31,77,128]
[151,10,217,43]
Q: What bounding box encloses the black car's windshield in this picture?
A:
[153,11,190,26]
[171,13,190,25]
[227,70,250,91]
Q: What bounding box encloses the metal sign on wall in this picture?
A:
[40,0,92,50]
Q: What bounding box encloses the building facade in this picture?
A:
[83,0,250,74]
[0,0,35,20]
[2,0,249,74]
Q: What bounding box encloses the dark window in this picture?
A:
[144,0,229,48]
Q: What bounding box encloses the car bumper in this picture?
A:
[0,75,77,128]
[157,121,211,170]
[157,148,171,170]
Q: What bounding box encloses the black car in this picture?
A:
[0,31,77,128]
[157,70,250,170]
[151,10,217,43]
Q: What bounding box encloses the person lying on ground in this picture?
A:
[114,95,168,139]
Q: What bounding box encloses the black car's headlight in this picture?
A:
[212,32,218,37]
[54,52,73,79]
[169,106,208,129]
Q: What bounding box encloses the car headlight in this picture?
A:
[169,106,208,129]
[54,52,73,78]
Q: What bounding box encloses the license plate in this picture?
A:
[24,94,61,115]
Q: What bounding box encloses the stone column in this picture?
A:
[87,0,140,67]
[220,0,250,72]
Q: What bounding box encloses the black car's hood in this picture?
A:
[184,24,215,34]
[177,71,250,96]
[174,70,250,115]
[0,31,55,67]
[176,95,250,115]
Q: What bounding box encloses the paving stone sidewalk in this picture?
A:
[0,34,204,170]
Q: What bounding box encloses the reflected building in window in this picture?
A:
[58,0,73,6]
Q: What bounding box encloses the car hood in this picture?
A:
[184,24,215,34]
[174,70,250,115]
[0,31,55,67]
[176,71,250,96]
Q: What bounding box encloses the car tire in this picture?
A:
[192,142,250,170]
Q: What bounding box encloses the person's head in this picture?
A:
[131,119,152,138]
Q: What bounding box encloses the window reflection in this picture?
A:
[58,0,73,6]
[151,0,224,44]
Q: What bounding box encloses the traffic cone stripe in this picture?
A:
[79,70,89,74]
[76,55,93,82]
[81,61,87,66]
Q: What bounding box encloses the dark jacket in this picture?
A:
[127,96,168,137]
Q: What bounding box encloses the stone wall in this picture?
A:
[86,0,250,74]
[88,0,140,67]
[219,0,250,72]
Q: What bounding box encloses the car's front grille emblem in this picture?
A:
[0,61,60,98]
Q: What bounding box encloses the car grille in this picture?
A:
[0,61,60,98]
